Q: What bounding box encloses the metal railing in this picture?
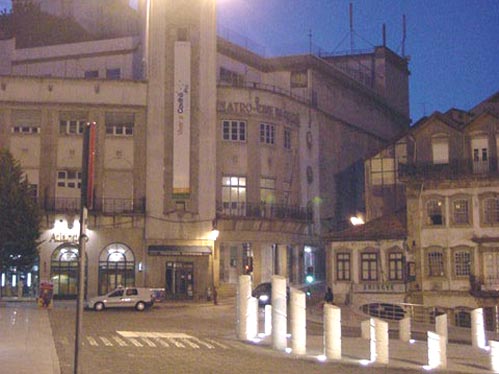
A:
[399,160,498,180]
[216,201,312,221]
[42,197,145,214]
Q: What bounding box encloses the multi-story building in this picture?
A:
[0,0,410,300]
[328,92,499,328]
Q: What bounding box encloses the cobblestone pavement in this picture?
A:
[48,301,479,374]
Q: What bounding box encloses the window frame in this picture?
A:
[425,196,446,227]
[59,119,86,135]
[481,193,499,226]
[388,251,404,281]
[57,170,82,189]
[336,252,351,281]
[222,120,246,142]
[221,175,247,215]
[450,195,472,226]
[451,247,472,279]
[426,247,445,278]
[284,127,292,149]
[259,123,275,145]
[360,251,378,281]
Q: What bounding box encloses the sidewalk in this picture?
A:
[0,301,60,374]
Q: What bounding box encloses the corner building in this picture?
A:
[0,0,409,299]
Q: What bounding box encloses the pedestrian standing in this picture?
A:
[324,287,334,304]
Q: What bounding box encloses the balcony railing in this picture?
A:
[217,201,312,221]
[42,197,145,214]
[399,160,498,180]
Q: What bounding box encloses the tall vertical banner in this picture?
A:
[173,41,191,196]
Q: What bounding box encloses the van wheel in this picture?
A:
[135,301,146,311]
[94,302,105,312]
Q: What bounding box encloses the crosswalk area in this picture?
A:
[77,331,230,350]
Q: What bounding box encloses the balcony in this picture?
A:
[399,159,498,180]
[42,197,145,214]
[216,201,312,222]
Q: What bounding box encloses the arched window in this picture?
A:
[51,245,79,299]
[98,243,135,295]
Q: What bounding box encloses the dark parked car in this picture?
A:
[252,282,289,307]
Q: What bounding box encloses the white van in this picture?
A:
[87,287,154,311]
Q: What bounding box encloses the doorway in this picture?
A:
[165,262,194,299]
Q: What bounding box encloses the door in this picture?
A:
[165,262,194,299]
[472,137,489,173]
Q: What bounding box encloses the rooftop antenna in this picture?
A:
[308,29,313,55]
[382,23,386,47]
[349,2,354,53]
[402,14,407,57]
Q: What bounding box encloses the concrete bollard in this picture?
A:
[247,296,258,341]
[290,288,306,355]
[490,340,499,373]
[264,304,272,336]
[272,275,287,350]
[399,317,411,342]
[436,313,448,343]
[372,318,389,364]
[324,303,342,360]
[237,275,252,340]
[472,308,487,349]
[361,319,371,340]
[427,331,447,369]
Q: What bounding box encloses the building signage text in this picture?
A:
[49,233,79,243]
[217,97,300,126]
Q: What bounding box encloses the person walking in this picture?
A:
[324,286,334,304]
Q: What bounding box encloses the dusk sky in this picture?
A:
[1,0,498,123]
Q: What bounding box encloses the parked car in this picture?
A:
[252,282,290,307]
[86,287,154,312]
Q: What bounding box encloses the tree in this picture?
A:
[0,149,40,272]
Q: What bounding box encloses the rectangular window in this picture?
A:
[260,123,275,145]
[370,157,395,185]
[260,178,275,205]
[105,112,134,136]
[106,68,121,80]
[11,126,40,134]
[284,127,291,149]
[427,199,444,225]
[222,120,246,142]
[221,176,246,215]
[84,70,99,79]
[336,253,351,281]
[57,170,82,189]
[455,252,471,277]
[453,199,469,225]
[428,252,444,277]
[432,140,449,164]
[59,120,86,135]
[361,253,378,281]
[388,253,404,281]
[484,198,499,224]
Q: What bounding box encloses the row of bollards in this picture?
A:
[236,275,499,372]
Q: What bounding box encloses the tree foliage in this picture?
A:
[0,149,41,271]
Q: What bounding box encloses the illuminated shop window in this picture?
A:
[51,245,80,299]
[98,243,135,295]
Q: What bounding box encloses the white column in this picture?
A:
[427,331,447,369]
[264,304,272,336]
[247,296,258,341]
[272,275,287,350]
[237,275,252,341]
[290,288,306,355]
[399,317,411,342]
[324,303,342,360]
[490,340,499,373]
[361,319,371,340]
[373,318,389,364]
[472,308,487,349]
[436,313,448,343]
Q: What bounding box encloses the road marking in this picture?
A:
[183,339,199,349]
[117,331,192,339]
[142,337,156,347]
[86,337,98,346]
[155,338,170,348]
[205,339,229,349]
[169,338,185,348]
[192,337,215,349]
[113,336,128,347]
[128,338,143,347]
[100,337,113,346]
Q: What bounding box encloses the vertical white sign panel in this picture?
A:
[173,41,191,195]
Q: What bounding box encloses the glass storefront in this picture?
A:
[51,245,79,299]
[0,263,39,298]
[98,243,135,295]
[166,262,193,299]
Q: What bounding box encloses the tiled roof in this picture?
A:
[327,209,407,242]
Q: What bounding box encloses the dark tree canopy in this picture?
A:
[0,149,40,271]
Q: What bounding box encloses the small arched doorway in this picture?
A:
[51,244,82,299]
[98,243,135,295]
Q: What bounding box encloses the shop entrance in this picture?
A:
[165,262,194,300]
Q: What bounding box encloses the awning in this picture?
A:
[148,245,212,256]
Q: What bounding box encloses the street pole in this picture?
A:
[73,121,95,374]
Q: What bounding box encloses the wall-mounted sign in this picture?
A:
[173,41,191,196]
[49,233,79,243]
[217,97,300,126]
